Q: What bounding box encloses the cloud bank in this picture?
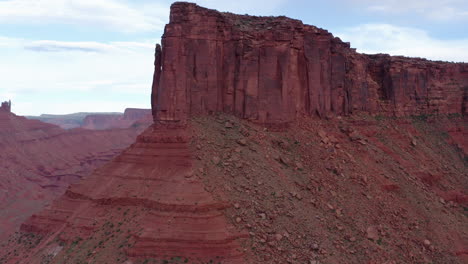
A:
[0,36,156,115]
[0,0,169,32]
[365,0,468,21]
[336,24,468,62]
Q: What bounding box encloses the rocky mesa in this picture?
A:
[152,2,467,127]
[0,2,466,264]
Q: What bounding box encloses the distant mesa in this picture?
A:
[28,108,151,130]
[81,108,152,130]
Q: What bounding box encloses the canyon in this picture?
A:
[0,102,150,241]
[0,2,466,264]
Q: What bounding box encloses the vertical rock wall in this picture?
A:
[152,2,467,126]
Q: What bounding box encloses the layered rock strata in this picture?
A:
[17,124,246,263]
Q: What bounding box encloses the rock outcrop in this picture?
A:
[0,100,11,113]
[152,2,467,127]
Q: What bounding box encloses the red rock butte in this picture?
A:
[152,2,467,127]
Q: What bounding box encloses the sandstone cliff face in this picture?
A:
[366,55,468,115]
[152,2,467,126]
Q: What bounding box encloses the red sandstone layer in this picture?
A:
[13,124,247,263]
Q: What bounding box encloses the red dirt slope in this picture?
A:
[0,114,466,264]
[189,113,467,264]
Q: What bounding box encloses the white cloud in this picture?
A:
[0,0,169,32]
[22,40,155,53]
[0,0,288,33]
[25,40,115,53]
[0,36,156,115]
[336,24,468,62]
[0,36,23,47]
[358,0,468,21]
[192,0,287,15]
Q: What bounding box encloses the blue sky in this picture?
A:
[1,0,467,116]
